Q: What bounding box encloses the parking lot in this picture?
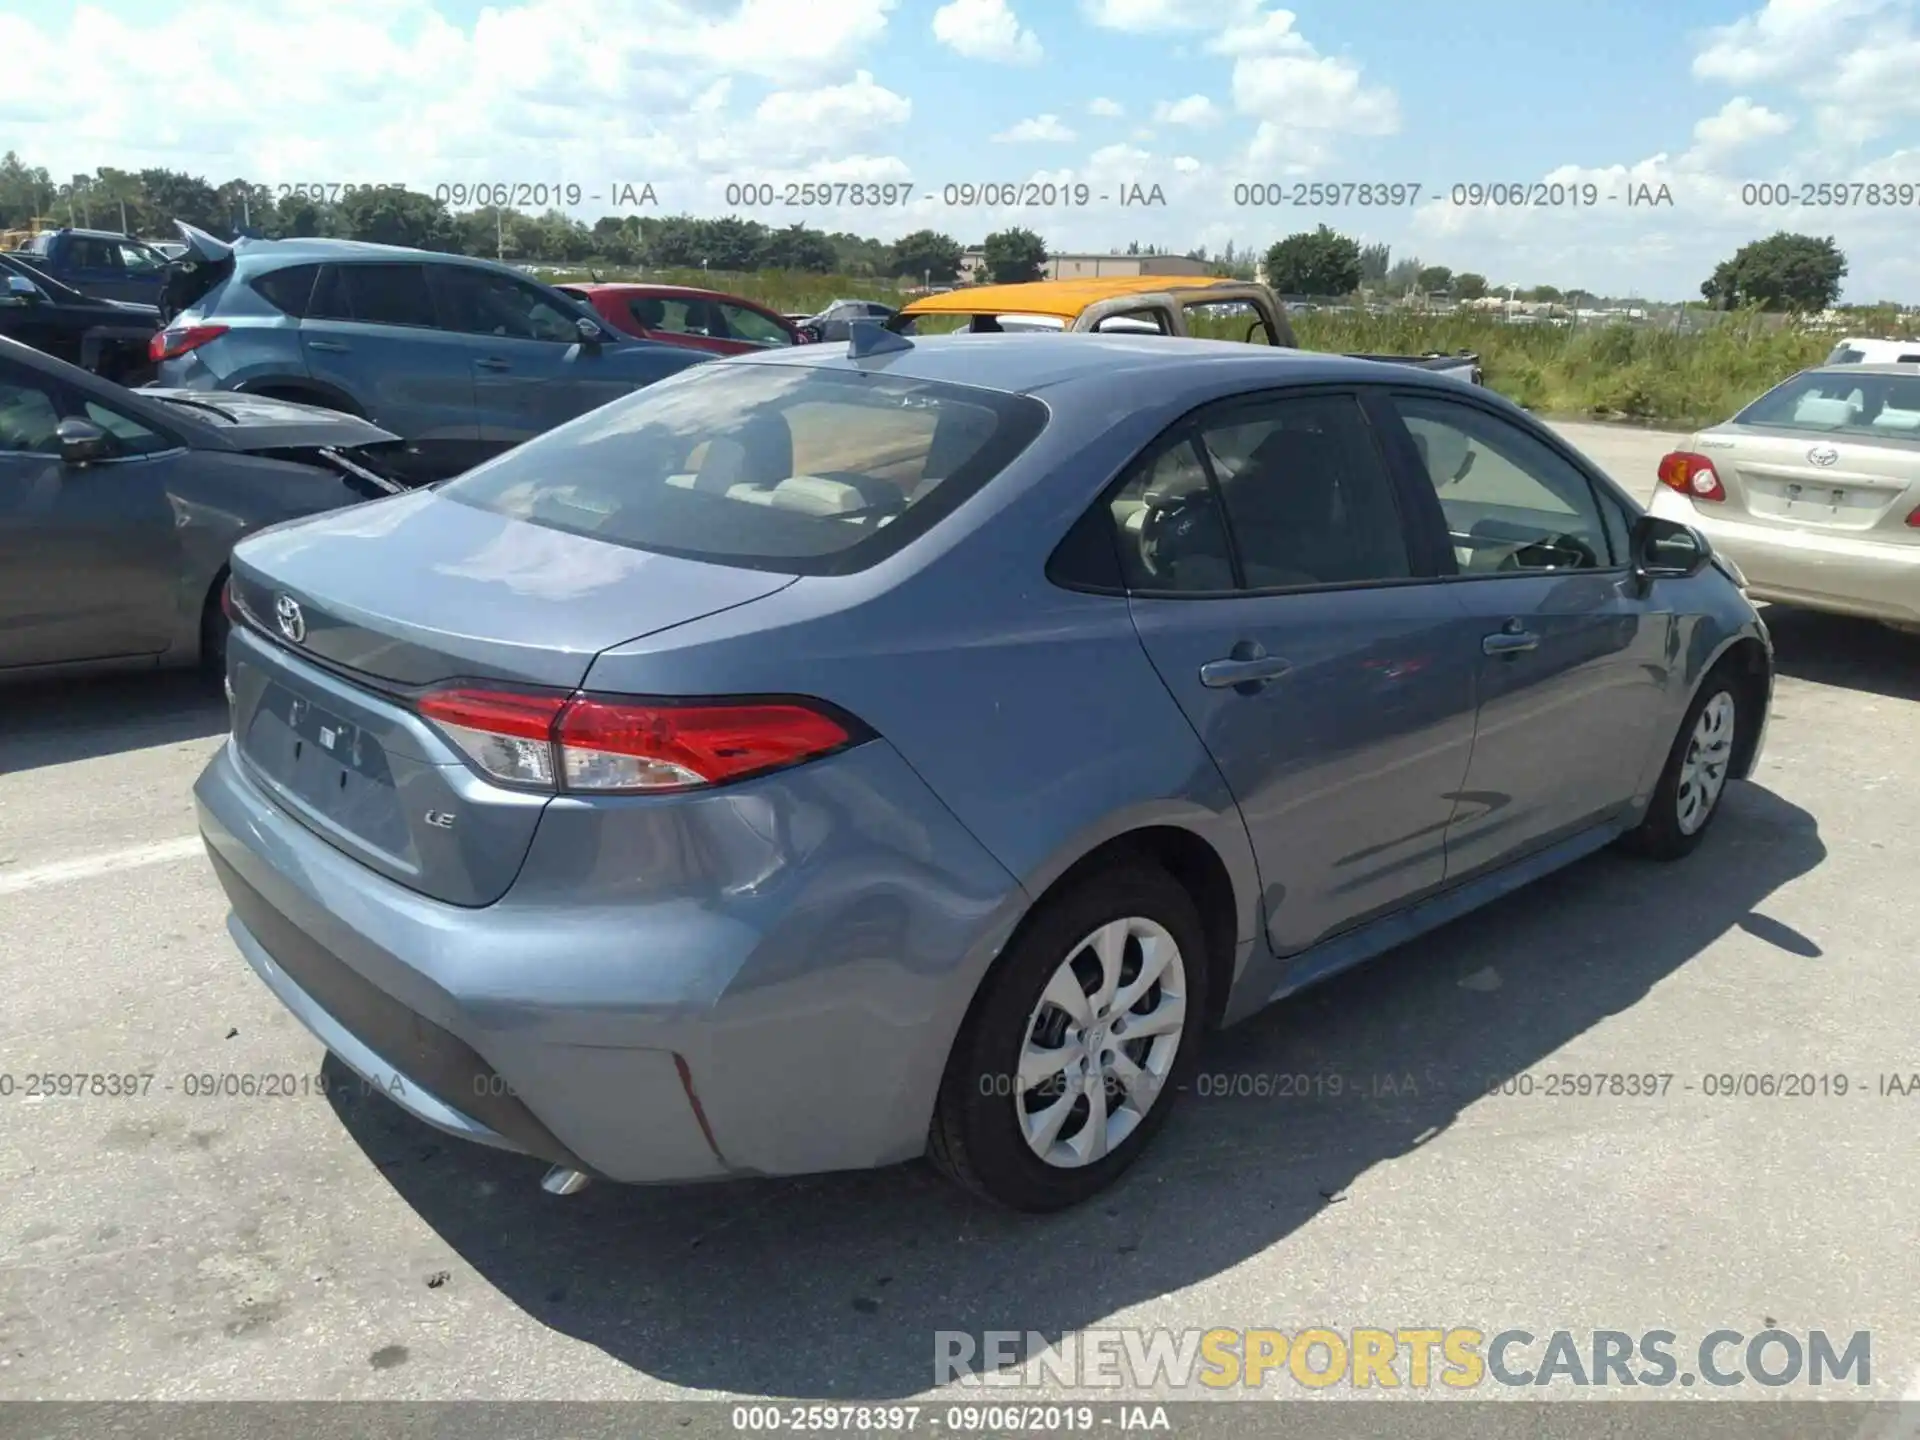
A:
[2,420,1918,1406]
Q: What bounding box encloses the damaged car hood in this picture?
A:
[141,389,401,454]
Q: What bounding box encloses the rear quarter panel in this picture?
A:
[160,275,312,392]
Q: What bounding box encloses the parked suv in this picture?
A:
[151,225,711,482]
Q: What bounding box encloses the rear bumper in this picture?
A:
[194,735,1025,1185]
[1653,488,1920,624]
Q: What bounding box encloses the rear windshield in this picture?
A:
[438,362,1049,575]
[1735,369,1920,437]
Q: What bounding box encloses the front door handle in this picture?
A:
[1200,646,1293,691]
[307,340,350,353]
[1482,629,1540,656]
[475,357,511,371]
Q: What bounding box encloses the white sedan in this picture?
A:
[1649,362,1920,634]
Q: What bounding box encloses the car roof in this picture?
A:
[722,330,1475,400]
[234,238,521,271]
[1808,362,1920,377]
[902,275,1241,321]
[562,281,775,309]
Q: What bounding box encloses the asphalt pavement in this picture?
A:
[3,420,1918,1414]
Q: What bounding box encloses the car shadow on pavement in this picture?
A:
[1762,605,1920,703]
[0,672,228,772]
[325,780,1823,1401]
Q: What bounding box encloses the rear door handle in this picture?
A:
[306,340,350,353]
[475,357,511,371]
[1200,653,1293,690]
[1482,630,1540,656]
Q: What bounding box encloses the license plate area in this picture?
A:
[1744,475,1887,527]
[242,681,408,851]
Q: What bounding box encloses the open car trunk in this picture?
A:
[159,221,237,324]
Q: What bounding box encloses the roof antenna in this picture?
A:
[848,318,914,359]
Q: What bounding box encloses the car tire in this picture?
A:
[1618,662,1745,861]
[199,575,230,685]
[929,861,1210,1212]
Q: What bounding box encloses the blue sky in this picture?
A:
[7,0,1920,300]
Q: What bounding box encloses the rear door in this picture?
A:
[1118,388,1484,964]
[300,262,484,476]
[0,357,183,666]
[1376,390,1667,878]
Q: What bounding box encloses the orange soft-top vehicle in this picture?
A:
[554,282,811,356]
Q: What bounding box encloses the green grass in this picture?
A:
[1289,310,1832,429]
[549,266,1839,428]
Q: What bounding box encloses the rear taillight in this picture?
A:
[1657,450,1726,503]
[417,689,570,787]
[149,323,229,363]
[220,577,236,622]
[1907,504,1920,528]
[416,688,860,793]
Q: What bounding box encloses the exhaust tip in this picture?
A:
[540,1165,592,1196]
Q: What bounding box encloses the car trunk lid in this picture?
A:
[1701,424,1920,542]
[225,492,797,905]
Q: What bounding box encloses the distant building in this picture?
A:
[958,249,1211,283]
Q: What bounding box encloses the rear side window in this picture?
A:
[309,263,437,328]
[438,364,1048,576]
[250,264,320,317]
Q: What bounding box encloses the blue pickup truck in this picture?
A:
[11,228,176,305]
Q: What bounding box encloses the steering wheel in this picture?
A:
[1138,487,1225,579]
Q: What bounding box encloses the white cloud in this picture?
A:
[1087,96,1125,118]
[1689,97,1793,160]
[1153,95,1224,127]
[1231,54,1399,135]
[744,72,911,162]
[1,0,913,236]
[1205,7,1314,55]
[1080,0,1259,30]
[993,113,1076,143]
[1395,0,1920,299]
[1692,0,1884,84]
[931,0,1042,65]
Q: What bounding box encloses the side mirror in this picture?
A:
[575,316,605,347]
[1630,513,1711,582]
[57,418,114,466]
[4,274,39,304]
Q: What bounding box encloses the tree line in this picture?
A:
[1263,223,1855,312]
[0,153,1861,308]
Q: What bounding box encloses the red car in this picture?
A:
[554,282,810,356]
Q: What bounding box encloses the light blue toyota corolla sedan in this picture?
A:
[194,328,1773,1211]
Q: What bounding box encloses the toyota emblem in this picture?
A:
[1807,445,1839,467]
[273,593,307,644]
